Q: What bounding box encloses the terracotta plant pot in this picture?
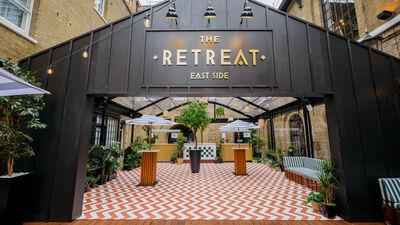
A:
[176,158,184,164]
[311,201,321,212]
[319,203,337,219]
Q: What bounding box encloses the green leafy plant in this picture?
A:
[304,192,324,205]
[175,133,187,158]
[123,137,145,170]
[170,152,178,163]
[142,126,158,149]
[177,101,211,149]
[288,146,296,156]
[215,139,223,163]
[250,131,266,153]
[85,162,100,188]
[317,160,338,206]
[0,59,47,176]
[87,142,123,184]
[215,106,225,118]
[271,161,281,169]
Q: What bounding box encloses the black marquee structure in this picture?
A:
[19,0,400,222]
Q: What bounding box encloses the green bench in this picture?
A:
[379,178,400,225]
[283,156,323,191]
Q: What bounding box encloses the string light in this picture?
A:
[47,65,53,75]
[82,46,89,58]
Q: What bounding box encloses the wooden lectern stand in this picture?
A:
[233,148,247,175]
[138,150,159,186]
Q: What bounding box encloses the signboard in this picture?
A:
[143,30,276,88]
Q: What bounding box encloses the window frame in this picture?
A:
[94,0,105,16]
[0,0,35,39]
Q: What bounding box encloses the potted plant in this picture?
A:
[317,159,338,218]
[170,152,178,163]
[175,133,186,164]
[215,140,223,163]
[215,106,225,118]
[305,192,324,212]
[0,60,46,224]
[123,137,145,170]
[107,142,123,181]
[177,101,211,173]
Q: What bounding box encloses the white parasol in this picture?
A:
[0,67,50,96]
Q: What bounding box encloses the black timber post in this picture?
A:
[269,114,276,150]
[302,106,314,158]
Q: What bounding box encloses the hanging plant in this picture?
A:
[215,106,225,118]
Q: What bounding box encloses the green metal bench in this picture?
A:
[379,178,400,225]
[283,156,323,191]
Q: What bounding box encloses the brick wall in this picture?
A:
[0,0,135,62]
[286,0,324,27]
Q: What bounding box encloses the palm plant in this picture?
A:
[317,159,338,206]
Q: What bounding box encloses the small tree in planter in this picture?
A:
[304,192,324,212]
[0,60,46,176]
[317,159,338,218]
[177,101,210,173]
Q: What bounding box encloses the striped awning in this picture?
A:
[125,115,176,126]
[219,120,259,132]
[0,67,50,96]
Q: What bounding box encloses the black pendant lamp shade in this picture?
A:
[241,1,253,20]
[204,2,216,19]
[166,4,178,20]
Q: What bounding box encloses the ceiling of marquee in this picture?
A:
[112,97,297,118]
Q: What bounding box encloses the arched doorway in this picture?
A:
[167,124,194,143]
[289,114,307,156]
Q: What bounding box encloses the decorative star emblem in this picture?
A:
[153,55,159,61]
[260,55,266,61]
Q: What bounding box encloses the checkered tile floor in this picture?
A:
[80,163,339,220]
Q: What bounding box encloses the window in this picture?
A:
[289,114,307,156]
[321,0,359,39]
[0,0,34,33]
[94,0,105,16]
[91,113,120,147]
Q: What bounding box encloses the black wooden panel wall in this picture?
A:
[17,0,400,222]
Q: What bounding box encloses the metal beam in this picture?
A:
[236,97,270,112]
[135,97,168,112]
[156,101,253,118]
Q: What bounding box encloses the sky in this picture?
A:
[139,0,283,8]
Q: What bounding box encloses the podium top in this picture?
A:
[139,150,160,153]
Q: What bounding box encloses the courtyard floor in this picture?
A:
[79,163,338,220]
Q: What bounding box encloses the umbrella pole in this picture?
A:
[238,127,240,148]
[149,125,152,150]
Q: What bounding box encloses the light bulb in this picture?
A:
[82,50,89,58]
[47,67,53,75]
[144,17,151,28]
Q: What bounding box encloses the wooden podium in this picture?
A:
[138,150,159,186]
[233,148,247,175]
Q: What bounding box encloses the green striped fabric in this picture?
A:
[378,178,400,208]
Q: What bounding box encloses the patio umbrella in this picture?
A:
[126,115,176,149]
[0,67,50,96]
[219,120,259,148]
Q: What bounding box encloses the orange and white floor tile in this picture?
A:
[80,163,339,220]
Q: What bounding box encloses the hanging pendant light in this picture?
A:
[144,14,151,28]
[166,3,178,24]
[240,0,253,24]
[47,65,53,75]
[82,46,89,58]
[204,0,216,22]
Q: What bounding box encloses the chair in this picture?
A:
[378,178,400,225]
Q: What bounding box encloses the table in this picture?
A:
[138,150,160,186]
[233,148,247,175]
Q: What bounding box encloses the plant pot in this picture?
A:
[108,173,117,181]
[176,158,184,164]
[84,186,91,193]
[311,201,321,213]
[189,150,201,173]
[319,203,337,219]
[99,175,108,185]
[0,173,33,225]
